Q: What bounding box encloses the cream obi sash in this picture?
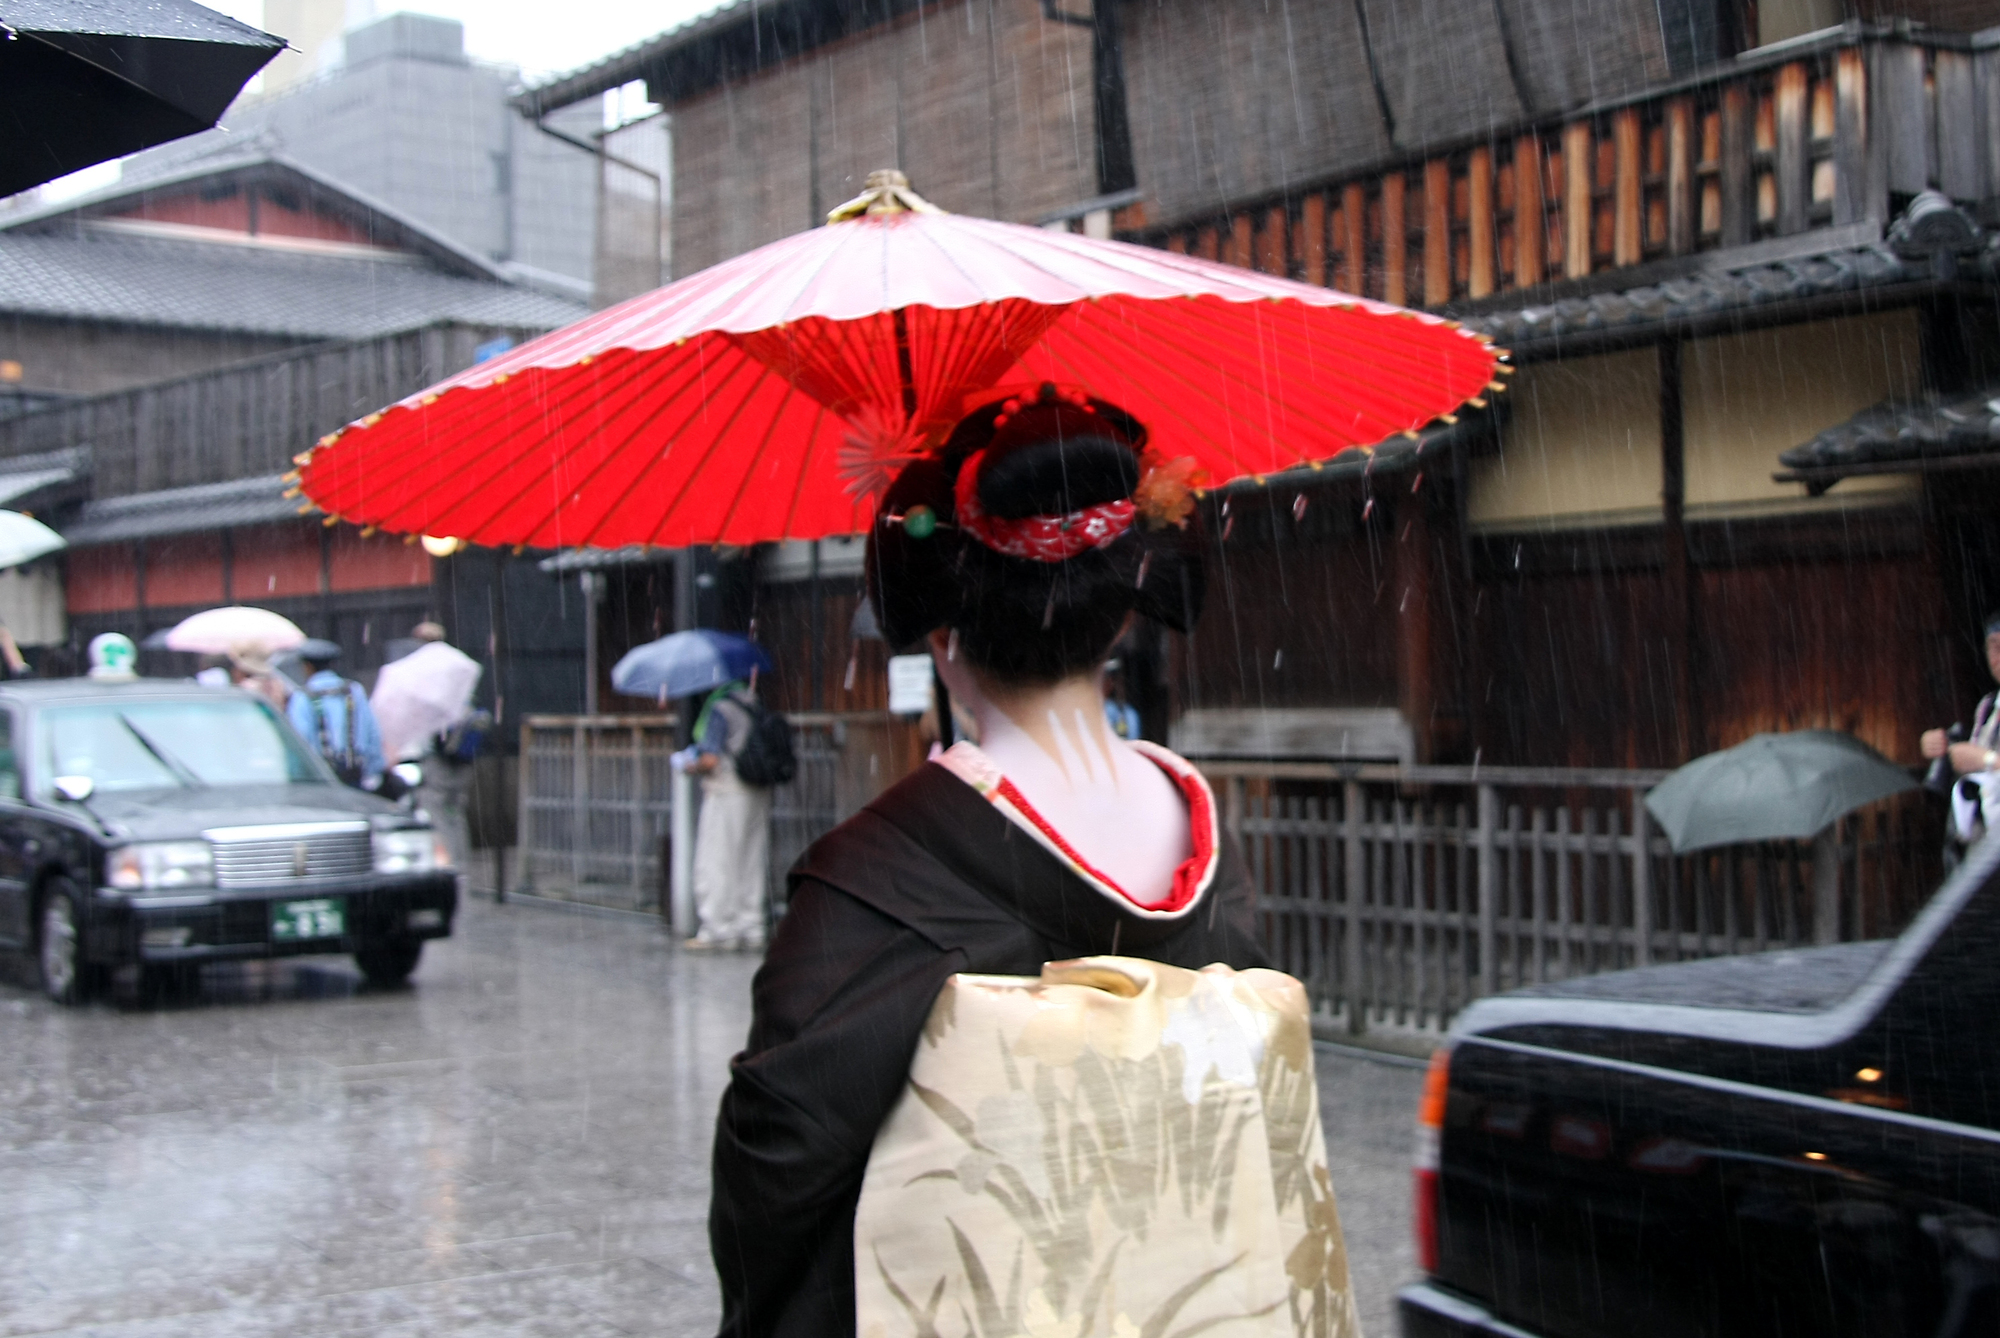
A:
[854,957,1361,1338]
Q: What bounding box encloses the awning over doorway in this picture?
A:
[538,546,676,574]
[0,446,89,510]
[1773,386,2000,495]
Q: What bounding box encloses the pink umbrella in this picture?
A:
[370,641,482,763]
[163,606,305,655]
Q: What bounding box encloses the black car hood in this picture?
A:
[56,783,397,842]
[1506,940,1893,1015]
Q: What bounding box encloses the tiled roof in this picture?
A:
[62,475,302,546]
[0,149,509,282]
[1776,385,2000,481]
[0,229,588,341]
[1461,242,1946,349]
[538,546,676,573]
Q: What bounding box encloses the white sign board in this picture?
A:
[887,654,935,715]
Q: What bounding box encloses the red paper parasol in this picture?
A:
[297,171,1502,549]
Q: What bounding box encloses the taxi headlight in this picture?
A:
[107,841,214,891]
[373,828,446,874]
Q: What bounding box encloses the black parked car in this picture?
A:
[0,680,455,1003]
[1401,834,2000,1338]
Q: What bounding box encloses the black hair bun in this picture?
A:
[865,386,1207,681]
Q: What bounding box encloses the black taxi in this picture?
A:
[0,679,455,1002]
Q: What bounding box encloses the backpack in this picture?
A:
[732,698,797,788]
[308,681,365,786]
[437,709,492,765]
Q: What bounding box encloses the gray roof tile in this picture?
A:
[0,229,588,341]
[61,474,301,545]
[1463,243,1939,349]
[1778,388,2000,476]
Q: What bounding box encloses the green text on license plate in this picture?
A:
[272,898,345,941]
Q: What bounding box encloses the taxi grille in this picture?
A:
[210,826,372,888]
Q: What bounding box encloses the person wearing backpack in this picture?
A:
[678,678,789,952]
[285,640,385,790]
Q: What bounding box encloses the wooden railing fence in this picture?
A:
[514,714,851,915]
[518,715,677,911]
[0,321,542,496]
[1210,761,1935,1039]
[513,725,1938,1038]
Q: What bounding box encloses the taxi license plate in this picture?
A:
[271,898,345,941]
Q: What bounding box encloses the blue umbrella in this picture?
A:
[611,630,772,700]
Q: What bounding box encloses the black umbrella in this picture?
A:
[1643,730,1917,854]
[0,0,284,199]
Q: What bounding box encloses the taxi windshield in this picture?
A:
[40,698,326,794]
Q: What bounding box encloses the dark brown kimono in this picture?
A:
[707,757,1268,1338]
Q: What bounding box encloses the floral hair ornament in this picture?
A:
[1133,452,1208,530]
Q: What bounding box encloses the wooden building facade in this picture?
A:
[1118,22,2000,773]
[523,5,2000,779]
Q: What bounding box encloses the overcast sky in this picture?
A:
[205,0,725,83]
[28,2,719,204]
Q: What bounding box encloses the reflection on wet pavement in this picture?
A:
[0,892,1418,1336]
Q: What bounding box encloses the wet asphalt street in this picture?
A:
[0,886,1423,1338]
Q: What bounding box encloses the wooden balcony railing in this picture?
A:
[1116,26,1993,309]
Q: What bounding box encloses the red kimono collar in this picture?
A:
[933,739,1221,919]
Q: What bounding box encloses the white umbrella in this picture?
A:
[370,641,482,762]
[163,606,306,655]
[0,511,66,569]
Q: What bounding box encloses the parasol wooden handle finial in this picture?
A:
[826,168,944,223]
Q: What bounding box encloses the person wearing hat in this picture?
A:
[285,639,384,789]
[1923,611,2000,845]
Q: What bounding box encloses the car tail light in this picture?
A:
[1414,1046,1451,1273]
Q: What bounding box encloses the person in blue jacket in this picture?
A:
[286,640,384,789]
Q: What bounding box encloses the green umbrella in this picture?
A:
[1644,730,1917,854]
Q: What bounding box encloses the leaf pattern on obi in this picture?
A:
[855,958,1363,1338]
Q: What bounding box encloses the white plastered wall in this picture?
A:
[1682,309,1922,519]
[1468,346,1662,533]
[1468,310,1925,533]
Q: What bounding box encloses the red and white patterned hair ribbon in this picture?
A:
[953,449,1135,562]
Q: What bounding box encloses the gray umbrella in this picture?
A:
[1644,730,1917,854]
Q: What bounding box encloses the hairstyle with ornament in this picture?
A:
[866,383,1208,684]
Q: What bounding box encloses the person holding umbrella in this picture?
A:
[612,630,784,952]
[226,643,293,712]
[298,168,1494,1338]
[372,622,483,870]
[678,677,774,952]
[706,388,1358,1338]
[1922,611,2000,846]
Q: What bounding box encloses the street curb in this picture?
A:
[1310,1015,1440,1064]
[473,888,666,926]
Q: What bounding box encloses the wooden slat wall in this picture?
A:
[1140,38,1976,309]
[0,323,531,499]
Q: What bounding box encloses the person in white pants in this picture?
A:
[679,683,772,950]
